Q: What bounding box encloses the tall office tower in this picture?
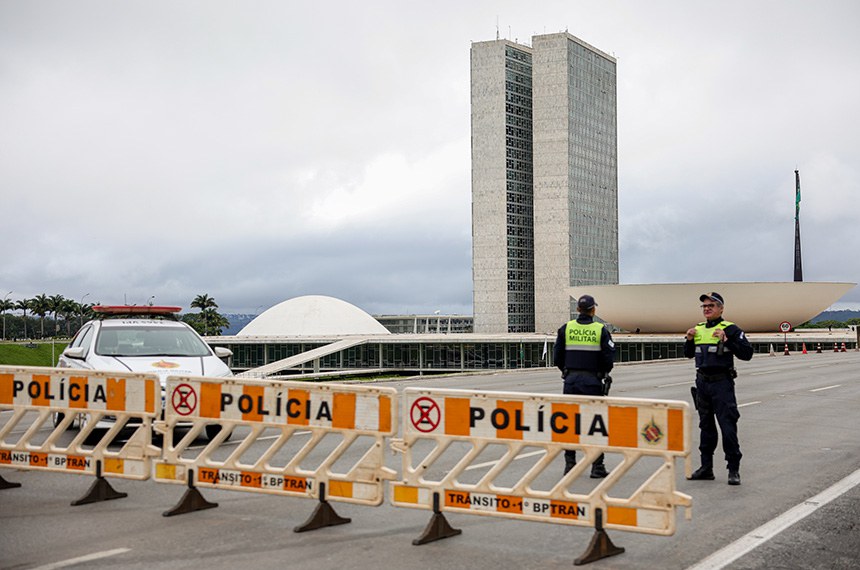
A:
[471,32,618,334]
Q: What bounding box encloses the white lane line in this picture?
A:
[464,450,546,471]
[809,385,841,393]
[737,401,761,408]
[658,380,694,387]
[32,547,131,570]
[187,431,310,450]
[749,370,779,376]
[686,467,860,570]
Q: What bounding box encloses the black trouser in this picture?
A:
[563,371,604,468]
[695,371,742,471]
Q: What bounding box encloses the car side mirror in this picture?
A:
[62,347,86,360]
[214,347,233,358]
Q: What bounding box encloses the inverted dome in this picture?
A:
[237,295,390,337]
[571,282,855,333]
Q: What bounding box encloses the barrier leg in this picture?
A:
[71,460,128,506]
[0,473,22,489]
[294,482,351,532]
[574,508,624,565]
[412,492,462,545]
[163,468,218,517]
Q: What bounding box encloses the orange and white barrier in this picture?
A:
[390,387,692,537]
[153,375,398,507]
[0,365,159,481]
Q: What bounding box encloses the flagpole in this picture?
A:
[793,170,803,282]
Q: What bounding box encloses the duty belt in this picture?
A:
[696,370,733,382]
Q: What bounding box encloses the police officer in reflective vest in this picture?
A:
[685,292,753,486]
[553,294,615,477]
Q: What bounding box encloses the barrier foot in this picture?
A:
[163,469,218,517]
[294,482,351,532]
[412,492,462,545]
[71,461,127,506]
[574,508,624,566]
[0,474,22,489]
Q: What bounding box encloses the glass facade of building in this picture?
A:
[505,45,535,334]
[567,40,618,286]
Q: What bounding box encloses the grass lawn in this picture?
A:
[0,341,68,367]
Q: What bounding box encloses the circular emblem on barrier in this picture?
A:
[171,383,198,416]
[410,397,441,433]
[641,418,663,444]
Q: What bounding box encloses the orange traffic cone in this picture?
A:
[834,343,839,352]
[784,343,790,356]
[802,342,808,354]
[841,342,847,352]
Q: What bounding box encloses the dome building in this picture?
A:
[237,295,390,337]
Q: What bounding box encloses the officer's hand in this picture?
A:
[713,329,727,342]
[685,328,696,340]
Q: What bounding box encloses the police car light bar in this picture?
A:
[92,305,183,315]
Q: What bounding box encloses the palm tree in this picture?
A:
[0,298,14,340]
[15,299,31,339]
[30,294,50,338]
[48,294,65,337]
[60,298,79,337]
[191,294,218,336]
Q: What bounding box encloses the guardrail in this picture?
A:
[1,366,693,565]
[0,365,159,503]
[152,375,398,528]
[390,387,692,563]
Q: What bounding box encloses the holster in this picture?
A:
[690,386,699,412]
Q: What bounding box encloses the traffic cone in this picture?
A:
[784,343,790,356]
[816,343,822,353]
[834,343,839,352]
[802,343,808,354]
[841,342,847,352]
[768,344,775,356]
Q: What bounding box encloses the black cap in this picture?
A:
[699,292,724,305]
[577,295,597,311]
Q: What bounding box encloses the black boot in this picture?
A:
[688,465,715,480]
[564,460,576,475]
[590,463,608,479]
[728,470,741,485]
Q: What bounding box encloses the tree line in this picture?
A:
[0,293,229,341]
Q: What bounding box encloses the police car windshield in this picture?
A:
[95,325,211,357]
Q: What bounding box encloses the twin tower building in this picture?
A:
[471,32,619,335]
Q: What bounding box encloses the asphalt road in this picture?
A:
[2,351,859,569]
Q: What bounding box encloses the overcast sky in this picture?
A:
[2,0,859,316]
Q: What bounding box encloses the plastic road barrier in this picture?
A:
[390,387,692,559]
[0,365,160,501]
[153,375,398,523]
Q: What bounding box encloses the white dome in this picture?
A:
[237,295,390,337]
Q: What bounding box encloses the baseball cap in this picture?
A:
[699,292,724,305]
[577,295,597,310]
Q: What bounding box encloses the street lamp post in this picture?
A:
[79,293,90,328]
[3,291,11,341]
[148,295,156,306]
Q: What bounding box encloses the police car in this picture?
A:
[57,305,233,440]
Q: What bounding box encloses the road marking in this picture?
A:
[737,401,761,408]
[657,380,694,387]
[749,370,779,376]
[686,467,860,570]
[32,548,131,570]
[809,385,841,392]
[187,431,310,450]
[463,450,546,471]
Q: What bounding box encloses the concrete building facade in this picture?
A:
[471,32,618,334]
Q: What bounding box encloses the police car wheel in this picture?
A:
[204,424,232,442]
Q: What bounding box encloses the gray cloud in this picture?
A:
[2,1,858,316]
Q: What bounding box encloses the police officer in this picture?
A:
[685,292,753,486]
[553,294,615,477]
